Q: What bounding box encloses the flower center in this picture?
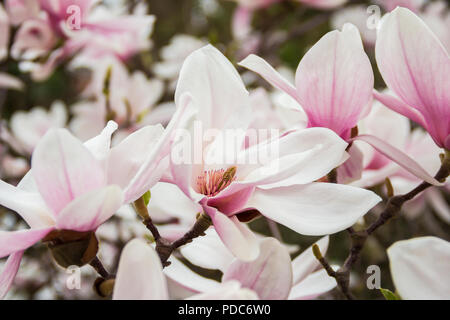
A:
[197,166,237,197]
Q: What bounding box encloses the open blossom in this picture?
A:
[112,238,257,300]
[351,101,449,221]
[240,23,442,186]
[167,44,381,260]
[388,236,450,300]
[374,7,450,150]
[165,232,336,300]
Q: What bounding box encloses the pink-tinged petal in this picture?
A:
[189,281,259,300]
[295,24,373,138]
[125,92,196,203]
[32,128,105,214]
[0,227,53,258]
[288,268,337,300]
[205,206,260,261]
[247,183,381,235]
[113,239,168,300]
[292,236,329,284]
[375,8,450,148]
[372,90,426,128]
[237,127,348,188]
[176,45,251,131]
[107,124,164,190]
[180,229,234,272]
[354,134,442,186]
[164,256,221,294]
[206,186,255,215]
[388,236,450,300]
[223,238,293,300]
[239,54,299,104]
[83,120,118,161]
[0,180,55,228]
[0,251,24,299]
[56,185,123,232]
[336,144,363,184]
[0,73,23,90]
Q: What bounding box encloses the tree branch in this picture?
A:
[316,151,450,299]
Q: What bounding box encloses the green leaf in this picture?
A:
[380,288,401,300]
[143,190,151,206]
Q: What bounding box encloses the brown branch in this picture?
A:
[89,256,110,279]
[316,151,450,300]
[133,197,212,267]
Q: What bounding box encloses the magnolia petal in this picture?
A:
[238,127,348,188]
[32,128,105,215]
[84,120,118,161]
[164,256,221,293]
[206,206,259,261]
[189,281,259,300]
[180,229,234,272]
[0,251,24,299]
[125,92,196,203]
[107,124,164,190]
[239,54,299,103]
[223,238,293,300]
[375,8,450,148]
[354,134,442,186]
[0,227,53,258]
[113,239,168,300]
[0,180,54,228]
[372,90,426,128]
[56,185,124,232]
[288,268,337,300]
[292,236,329,284]
[247,183,381,235]
[388,236,450,300]
[295,23,373,138]
[176,45,251,132]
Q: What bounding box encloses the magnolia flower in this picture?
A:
[374,7,450,150]
[351,101,449,221]
[4,0,40,25]
[112,238,257,300]
[0,3,9,61]
[0,101,192,298]
[240,23,442,186]
[387,236,450,299]
[165,232,336,300]
[167,44,381,260]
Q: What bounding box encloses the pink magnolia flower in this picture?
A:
[112,238,258,300]
[374,7,450,150]
[351,101,449,221]
[4,0,40,25]
[166,232,336,300]
[0,102,192,298]
[388,236,450,299]
[377,0,424,13]
[240,23,442,186]
[167,45,381,261]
